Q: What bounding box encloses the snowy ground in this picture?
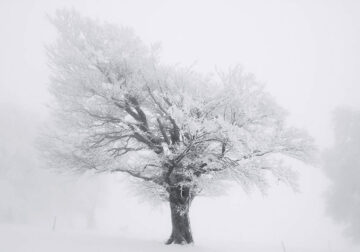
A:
[0,224,208,252]
[0,224,333,252]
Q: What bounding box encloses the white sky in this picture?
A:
[0,0,359,251]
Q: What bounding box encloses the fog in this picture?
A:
[323,108,360,243]
[0,0,359,251]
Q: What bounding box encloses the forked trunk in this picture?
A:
[166,185,194,245]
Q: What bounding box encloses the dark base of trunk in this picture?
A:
[166,214,193,245]
[165,185,194,245]
[166,233,193,245]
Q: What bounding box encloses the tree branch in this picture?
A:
[157,118,170,145]
[110,167,165,186]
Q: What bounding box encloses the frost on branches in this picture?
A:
[41,10,316,245]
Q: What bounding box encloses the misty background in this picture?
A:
[0,0,359,251]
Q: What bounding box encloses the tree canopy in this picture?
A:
[42,9,315,199]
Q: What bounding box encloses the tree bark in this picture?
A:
[166,185,194,245]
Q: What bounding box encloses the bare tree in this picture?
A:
[40,10,316,244]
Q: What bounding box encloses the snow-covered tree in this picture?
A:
[41,10,315,244]
[324,108,360,242]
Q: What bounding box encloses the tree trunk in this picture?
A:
[166,185,194,245]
